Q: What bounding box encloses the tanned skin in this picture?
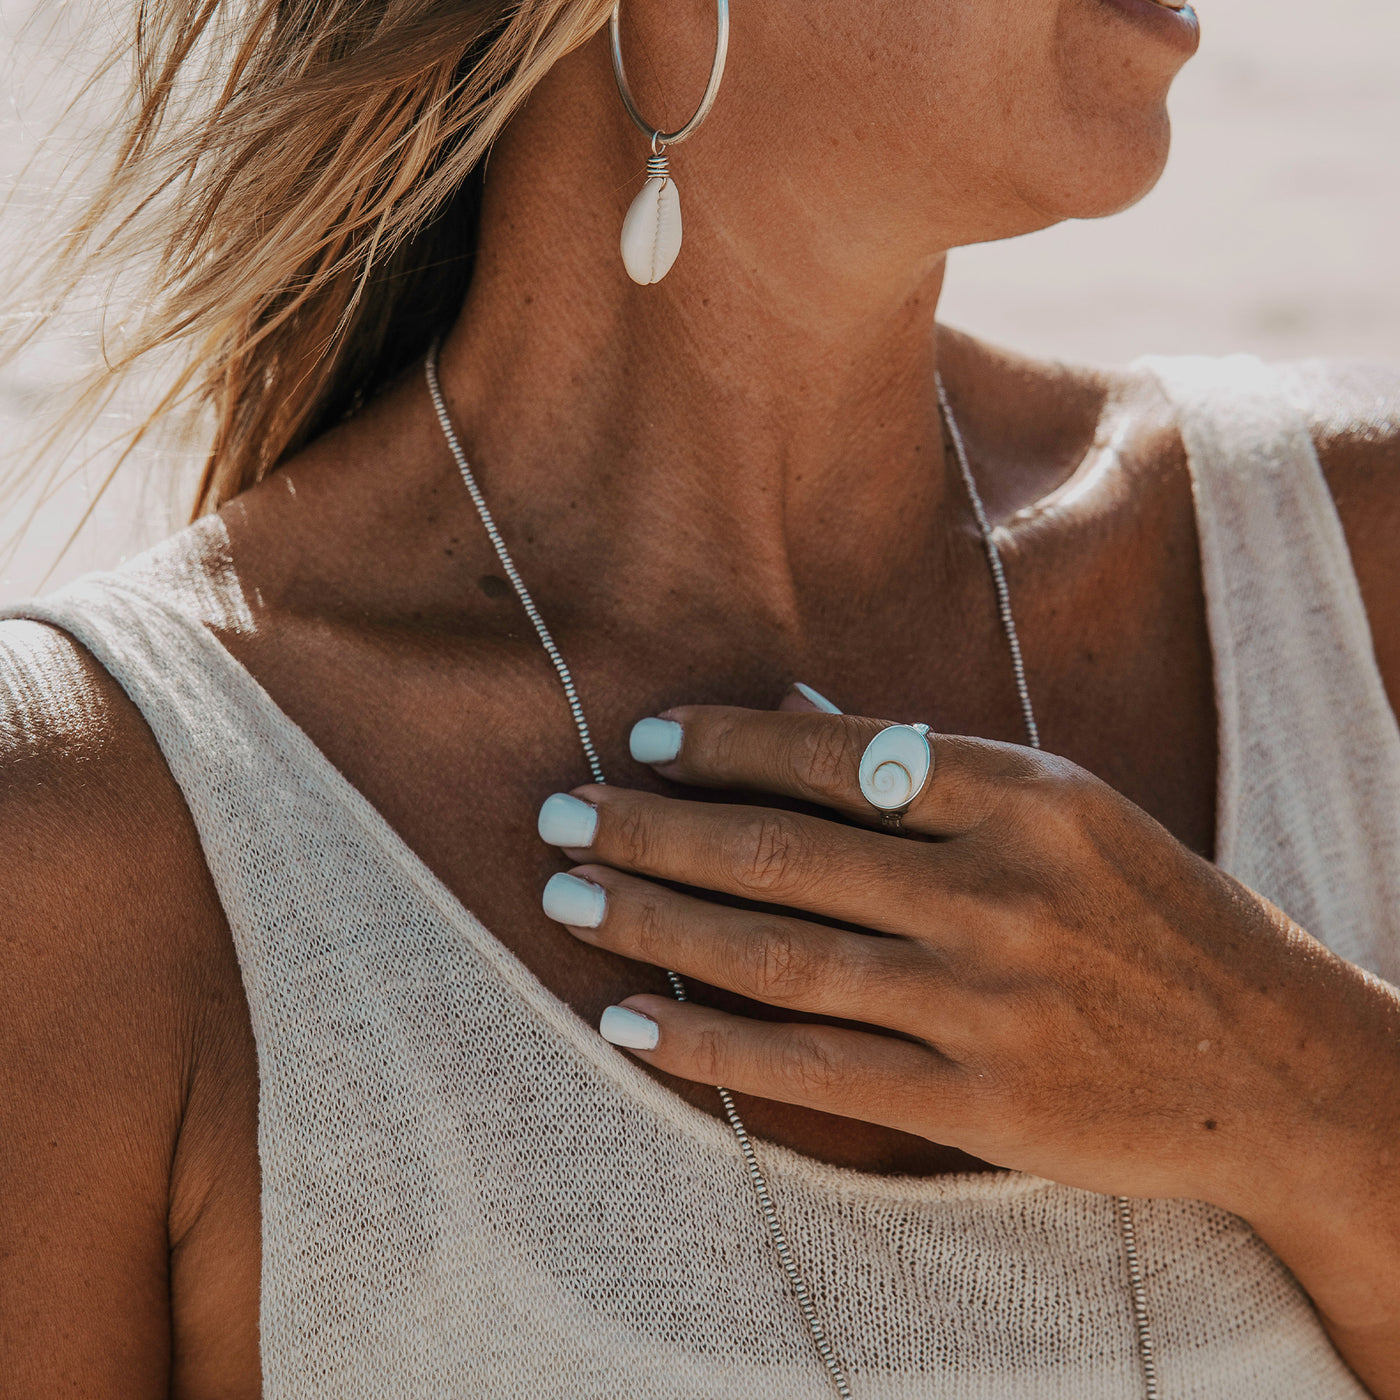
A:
[3,1,1399,1395]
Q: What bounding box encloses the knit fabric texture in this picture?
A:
[4,354,1395,1397]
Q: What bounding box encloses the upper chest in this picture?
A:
[212,426,1214,1176]
[160,406,1216,1382]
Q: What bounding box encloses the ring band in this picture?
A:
[859,723,933,831]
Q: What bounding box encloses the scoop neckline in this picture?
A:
[51,367,1226,1208]
[55,573,1063,1208]
[91,572,1066,1206]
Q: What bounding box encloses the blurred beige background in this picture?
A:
[1,0,1397,603]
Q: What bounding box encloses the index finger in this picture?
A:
[633,705,1039,837]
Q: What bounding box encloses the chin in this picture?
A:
[1032,0,1191,220]
[1090,110,1174,218]
[1028,105,1175,224]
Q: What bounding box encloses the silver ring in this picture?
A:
[859,723,933,831]
[610,0,730,148]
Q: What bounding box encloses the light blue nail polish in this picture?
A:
[630,717,683,764]
[537,792,599,847]
[793,681,843,715]
[599,1005,659,1051]
[542,872,607,929]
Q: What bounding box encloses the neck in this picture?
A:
[432,34,964,637]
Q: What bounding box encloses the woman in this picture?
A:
[2,0,1397,1393]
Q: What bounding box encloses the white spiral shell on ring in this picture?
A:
[858,724,933,812]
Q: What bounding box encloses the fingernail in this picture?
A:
[599,1005,660,1051]
[793,682,843,715]
[537,792,598,847]
[542,872,607,929]
[629,717,683,764]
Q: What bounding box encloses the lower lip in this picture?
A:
[1098,0,1201,56]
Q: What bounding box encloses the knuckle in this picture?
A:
[943,737,1049,830]
[1015,783,1101,874]
[1006,752,1095,821]
[690,1023,729,1084]
[725,812,809,898]
[740,922,823,1004]
[705,713,746,775]
[778,1032,847,1102]
[610,800,655,869]
[964,759,1104,875]
[625,888,671,963]
[794,720,864,796]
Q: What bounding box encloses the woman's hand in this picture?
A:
[537,703,1393,1209]
[535,704,1400,1370]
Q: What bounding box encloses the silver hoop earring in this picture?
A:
[609,0,729,285]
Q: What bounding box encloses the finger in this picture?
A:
[539,784,974,941]
[631,705,1044,836]
[599,993,962,1138]
[544,865,947,1036]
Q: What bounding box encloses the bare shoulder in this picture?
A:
[0,616,256,1394]
[1280,359,1400,716]
[0,615,214,1013]
[0,614,229,986]
[1284,358,1400,509]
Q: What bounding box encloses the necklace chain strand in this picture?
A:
[425,348,607,788]
[424,343,855,1395]
[937,376,1159,1400]
[426,342,1154,1399]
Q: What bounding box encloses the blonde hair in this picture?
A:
[12,0,612,517]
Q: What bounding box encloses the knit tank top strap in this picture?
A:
[0,562,268,816]
[1138,353,1400,983]
[0,563,517,1044]
[1,559,316,875]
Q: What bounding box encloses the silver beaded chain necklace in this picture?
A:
[424,342,1159,1398]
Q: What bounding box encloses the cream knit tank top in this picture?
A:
[6,355,1398,1398]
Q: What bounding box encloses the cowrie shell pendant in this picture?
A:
[858,723,933,831]
[621,149,683,285]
